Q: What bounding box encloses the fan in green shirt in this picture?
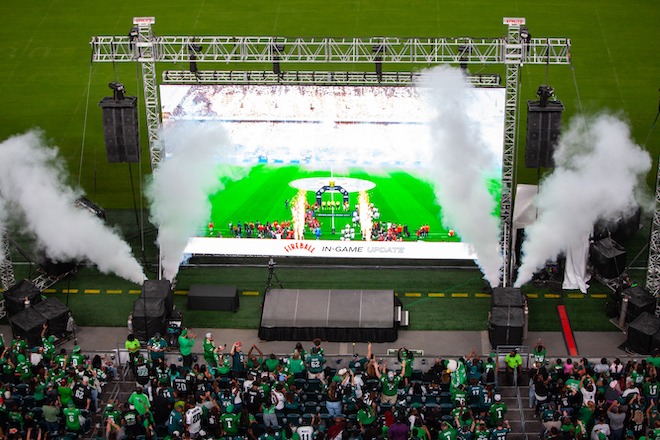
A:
[14,354,32,382]
[356,400,376,428]
[220,405,242,436]
[203,333,223,367]
[63,403,82,433]
[439,421,457,440]
[69,346,85,368]
[58,379,74,406]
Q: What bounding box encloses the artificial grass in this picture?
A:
[0,0,657,210]
[1,1,658,333]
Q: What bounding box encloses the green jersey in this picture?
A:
[168,410,184,435]
[380,375,401,396]
[53,354,68,369]
[533,348,547,364]
[217,356,232,375]
[8,410,24,427]
[306,354,325,373]
[357,406,376,426]
[63,407,81,431]
[42,338,56,360]
[15,360,32,381]
[128,392,150,415]
[475,428,490,440]
[104,409,122,425]
[203,339,217,362]
[439,427,457,440]
[148,337,167,360]
[59,385,73,405]
[221,412,241,435]
[490,428,509,440]
[70,353,85,368]
[489,403,507,423]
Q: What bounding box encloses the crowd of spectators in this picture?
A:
[15,326,660,440]
[528,339,660,440]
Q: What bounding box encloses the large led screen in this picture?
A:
[160,83,505,259]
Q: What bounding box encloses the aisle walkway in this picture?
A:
[0,325,629,359]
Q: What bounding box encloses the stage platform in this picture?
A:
[258,289,398,342]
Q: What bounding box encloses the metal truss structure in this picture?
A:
[0,233,14,292]
[648,155,660,314]
[162,70,502,87]
[87,17,571,285]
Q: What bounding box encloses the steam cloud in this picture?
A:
[147,121,245,281]
[420,66,503,287]
[0,131,146,284]
[515,114,651,286]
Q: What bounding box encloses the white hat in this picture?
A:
[206,332,212,339]
[338,368,347,376]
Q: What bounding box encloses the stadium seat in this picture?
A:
[439,392,452,404]
[305,379,323,393]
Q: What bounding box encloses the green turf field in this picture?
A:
[208,165,500,240]
[0,0,658,332]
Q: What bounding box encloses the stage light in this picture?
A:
[520,26,531,43]
[372,45,385,82]
[272,44,285,78]
[188,43,202,73]
[458,44,471,71]
[108,81,126,100]
[536,84,555,107]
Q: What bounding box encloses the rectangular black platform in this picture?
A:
[187,285,239,312]
[258,289,398,342]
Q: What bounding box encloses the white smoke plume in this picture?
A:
[358,191,373,241]
[515,114,652,286]
[419,66,502,287]
[291,189,307,240]
[0,130,146,284]
[147,121,244,281]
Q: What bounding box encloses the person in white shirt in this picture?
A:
[185,401,203,438]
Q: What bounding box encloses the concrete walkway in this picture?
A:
[1,325,630,359]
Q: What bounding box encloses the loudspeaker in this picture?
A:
[99,96,140,163]
[491,287,524,308]
[525,101,564,168]
[624,286,656,323]
[488,306,524,348]
[593,207,641,244]
[590,237,626,279]
[627,312,660,354]
[132,297,167,343]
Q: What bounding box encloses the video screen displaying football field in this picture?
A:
[161,83,504,259]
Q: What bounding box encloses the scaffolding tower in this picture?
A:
[86,16,571,286]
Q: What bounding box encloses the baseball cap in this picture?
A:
[206,333,212,339]
[236,341,242,346]
[338,368,347,376]
[73,346,81,353]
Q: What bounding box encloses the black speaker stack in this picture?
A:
[98,94,140,163]
[488,287,526,348]
[525,85,564,169]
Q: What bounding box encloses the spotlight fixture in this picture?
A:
[536,84,555,107]
[108,81,126,100]
[271,44,285,78]
[372,45,385,82]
